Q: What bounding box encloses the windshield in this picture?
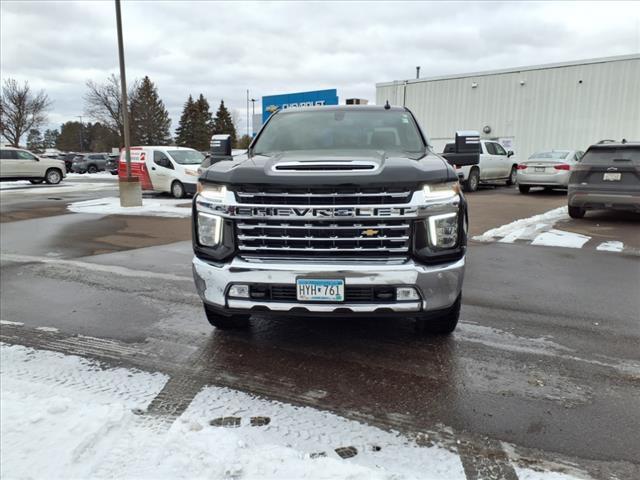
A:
[167,149,205,165]
[253,109,425,155]
[529,151,569,159]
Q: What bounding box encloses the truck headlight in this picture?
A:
[197,182,227,202]
[197,212,223,246]
[427,212,458,249]
[423,182,460,201]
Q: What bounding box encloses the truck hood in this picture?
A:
[200,149,455,187]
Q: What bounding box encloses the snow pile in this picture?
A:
[530,229,591,249]
[1,343,466,479]
[596,241,624,252]
[68,196,192,218]
[0,182,115,194]
[472,206,569,243]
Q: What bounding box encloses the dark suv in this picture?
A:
[59,152,80,173]
[71,153,109,174]
[567,140,640,218]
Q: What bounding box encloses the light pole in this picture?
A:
[246,89,250,138]
[250,98,256,136]
[115,0,142,206]
[77,115,84,151]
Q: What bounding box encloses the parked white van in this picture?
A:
[118,146,204,198]
[0,146,66,184]
[443,139,518,192]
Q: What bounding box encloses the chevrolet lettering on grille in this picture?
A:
[234,206,418,218]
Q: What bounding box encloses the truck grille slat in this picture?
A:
[234,186,413,256]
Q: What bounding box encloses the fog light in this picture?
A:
[396,287,420,301]
[228,284,250,298]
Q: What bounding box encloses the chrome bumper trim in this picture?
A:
[227,299,421,313]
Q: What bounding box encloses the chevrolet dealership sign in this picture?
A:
[261,89,339,123]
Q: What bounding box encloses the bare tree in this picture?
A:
[0,78,52,147]
[84,74,138,146]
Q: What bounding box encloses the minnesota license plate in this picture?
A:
[603,172,621,181]
[535,167,545,172]
[296,279,344,302]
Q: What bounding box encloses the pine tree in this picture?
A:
[175,95,196,147]
[130,76,172,145]
[43,129,60,149]
[211,100,237,147]
[192,94,213,151]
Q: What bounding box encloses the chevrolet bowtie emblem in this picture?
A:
[362,229,379,237]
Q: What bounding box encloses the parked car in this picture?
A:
[106,154,119,175]
[59,152,80,173]
[567,140,640,218]
[0,146,66,184]
[443,139,517,192]
[117,146,204,198]
[517,150,584,193]
[71,153,109,173]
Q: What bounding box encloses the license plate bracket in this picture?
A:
[296,279,344,302]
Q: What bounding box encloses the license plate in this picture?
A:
[535,167,545,172]
[296,279,344,302]
[603,172,621,181]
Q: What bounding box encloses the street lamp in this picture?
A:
[77,115,83,151]
[115,0,142,207]
[250,98,256,136]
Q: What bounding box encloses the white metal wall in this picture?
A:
[376,56,640,161]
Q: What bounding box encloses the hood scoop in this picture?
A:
[273,160,378,172]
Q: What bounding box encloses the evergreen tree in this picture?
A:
[43,129,60,149]
[26,129,43,152]
[89,122,120,152]
[56,121,86,151]
[211,100,237,147]
[236,134,252,149]
[192,94,213,151]
[130,76,172,145]
[175,95,196,147]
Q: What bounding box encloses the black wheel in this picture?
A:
[568,206,586,219]
[518,185,530,194]
[506,165,517,186]
[29,179,44,184]
[171,180,185,199]
[87,165,98,174]
[110,170,118,175]
[45,168,62,185]
[204,306,250,329]
[463,169,479,192]
[415,294,461,335]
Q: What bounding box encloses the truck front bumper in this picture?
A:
[192,255,465,316]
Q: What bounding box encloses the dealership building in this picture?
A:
[376,54,640,160]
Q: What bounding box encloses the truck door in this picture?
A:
[479,141,497,180]
[491,142,510,178]
[150,150,174,193]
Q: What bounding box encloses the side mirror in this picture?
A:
[507,150,514,158]
[210,134,232,157]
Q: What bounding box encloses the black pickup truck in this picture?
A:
[192,105,470,334]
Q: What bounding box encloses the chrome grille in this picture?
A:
[234,185,413,205]
[236,219,411,255]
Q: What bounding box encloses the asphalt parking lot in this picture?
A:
[1,176,639,480]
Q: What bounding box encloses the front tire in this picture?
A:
[204,306,250,329]
[568,206,586,219]
[415,294,461,335]
[518,185,530,194]
[463,168,479,192]
[45,168,62,185]
[29,179,44,184]
[87,165,98,174]
[171,180,185,199]
[506,165,517,186]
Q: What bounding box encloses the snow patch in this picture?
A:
[596,241,624,252]
[530,229,590,249]
[68,196,191,218]
[473,206,568,242]
[0,320,24,326]
[35,326,59,333]
[0,182,115,194]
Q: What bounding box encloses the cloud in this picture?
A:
[2,0,639,138]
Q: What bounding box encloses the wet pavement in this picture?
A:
[1,180,639,479]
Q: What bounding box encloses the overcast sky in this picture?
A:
[1,0,639,138]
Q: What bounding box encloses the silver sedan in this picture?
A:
[517,150,584,193]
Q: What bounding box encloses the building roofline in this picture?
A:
[376,54,640,88]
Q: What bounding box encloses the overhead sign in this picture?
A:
[262,89,339,123]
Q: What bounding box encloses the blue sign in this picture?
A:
[262,89,338,123]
